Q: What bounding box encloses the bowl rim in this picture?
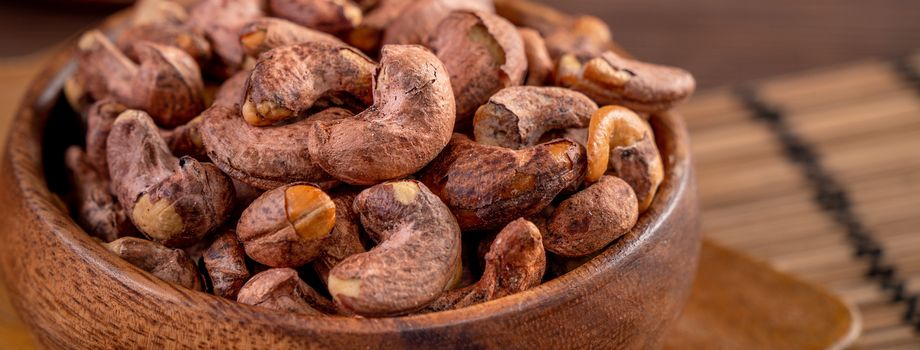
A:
[3,10,695,333]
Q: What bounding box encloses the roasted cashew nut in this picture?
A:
[237,268,336,315]
[203,229,250,299]
[545,175,638,257]
[517,27,553,86]
[104,237,203,290]
[556,51,696,113]
[306,45,455,185]
[328,181,461,316]
[381,0,494,47]
[187,0,264,78]
[473,86,598,149]
[242,41,375,126]
[312,187,367,282]
[239,17,345,59]
[65,146,137,243]
[107,110,234,247]
[586,105,664,212]
[268,0,363,37]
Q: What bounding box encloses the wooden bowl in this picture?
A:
[0,12,700,350]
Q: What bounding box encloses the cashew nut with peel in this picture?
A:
[493,0,615,59]
[237,183,336,268]
[237,268,337,315]
[239,18,345,59]
[430,10,526,124]
[473,86,598,149]
[200,105,345,190]
[306,45,456,185]
[381,0,495,47]
[328,181,461,316]
[418,134,586,231]
[586,106,664,212]
[556,51,696,113]
[76,30,206,128]
[422,218,545,312]
[312,187,367,282]
[65,146,138,243]
[517,27,553,86]
[268,0,362,36]
[203,229,250,299]
[545,175,638,257]
[242,41,375,126]
[106,110,234,247]
[347,0,413,53]
[103,237,203,290]
[187,0,264,78]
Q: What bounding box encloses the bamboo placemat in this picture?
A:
[678,52,920,349]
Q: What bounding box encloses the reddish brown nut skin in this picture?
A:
[418,134,586,231]
[328,181,461,317]
[203,230,251,299]
[212,70,250,108]
[545,176,639,257]
[543,16,614,59]
[422,218,545,312]
[430,10,526,125]
[117,24,213,67]
[312,187,366,281]
[85,99,128,177]
[473,86,598,149]
[268,0,362,36]
[306,45,455,185]
[236,183,335,268]
[237,268,335,315]
[556,51,696,113]
[65,146,138,243]
[200,105,344,190]
[129,42,207,128]
[104,237,203,290]
[107,110,235,247]
[517,27,553,86]
[382,0,494,47]
[242,42,375,126]
[187,0,264,78]
[240,17,345,59]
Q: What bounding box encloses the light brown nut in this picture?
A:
[348,0,413,53]
[237,183,336,268]
[556,51,696,113]
[422,218,545,312]
[517,27,552,86]
[107,110,235,247]
[268,0,362,36]
[85,99,128,177]
[203,229,250,299]
[237,268,336,315]
[306,45,455,185]
[117,24,213,67]
[104,237,202,290]
[545,176,638,257]
[65,146,138,243]
[312,187,366,282]
[473,86,598,149]
[418,134,586,231]
[382,0,494,47]
[239,18,345,59]
[328,181,461,316]
[200,105,344,190]
[241,41,375,126]
[585,106,664,212]
[430,10,526,125]
[187,0,265,78]
[76,31,206,128]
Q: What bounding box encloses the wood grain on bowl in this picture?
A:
[0,11,699,350]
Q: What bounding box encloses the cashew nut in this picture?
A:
[422,218,545,312]
[203,229,251,299]
[76,30,206,128]
[200,105,345,190]
[240,18,345,59]
[132,0,188,27]
[556,51,696,113]
[236,183,336,268]
[312,187,367,282]
[187,0,264,78]
[104,237,203,290]
[382,0,495,47]
[237,268,336,315]
[117,24,212,68]
[493,0,613,59]
[418,134,586,231]
[328,181,461,316]
[306,45,455,185]
[430,10,526,124]
[517,27,553,86]
[241,41,375,126]
[212,70,249,108]
[545,175,638,257]
[585,105,664,212]
[348,0,413,53]
[85,99,128,177]
[107,110,234,247]
[65,146,138,243]
[473,86,598,149]
[268,0,362,36]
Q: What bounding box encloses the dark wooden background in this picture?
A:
[1,0,919,88]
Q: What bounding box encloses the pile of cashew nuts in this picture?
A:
[62,0,695,317]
